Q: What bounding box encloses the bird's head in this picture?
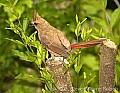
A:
[30,10,47,31]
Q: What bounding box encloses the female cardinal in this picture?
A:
[30,11,105,58]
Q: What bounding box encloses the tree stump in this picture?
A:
[99,39,117,93]
[46,57,73,93]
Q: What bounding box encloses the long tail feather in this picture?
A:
[70,39,106,49]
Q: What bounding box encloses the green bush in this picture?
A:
[0,0,120,93]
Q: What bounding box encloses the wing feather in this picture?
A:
[40,31,70,57]
[57,30,70,49]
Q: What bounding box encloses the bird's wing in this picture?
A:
[57,30,70,49]
[40,31,69,57]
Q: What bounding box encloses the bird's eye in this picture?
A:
[34,23,38,26]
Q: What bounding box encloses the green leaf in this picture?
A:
[87,0,105,11]
[87,75,96,85]
[21,31,27,42]
[101,0,107,10]
[85,29,92,41]
[83,54,99,71]
[90,16,108,29]
[13,0,18,6]
[9,72,42,93]
[81,28,86,41]
[46,51,49,59]
[75,17,87,41]
[83,72,86,79]
[6,81,36,93]
[42,89,46,93]
[25,51,34,57]
[31,41,40,48]
[5,27,20,35]
[110,7,120,28]
[75,15,79,24]
[5,20,20,35]
[6,38,24,45]
[3,0,32,22]
[74,64,83,73]
[73,51,83,73]
[80,73,96,88]
[91,35,99,39]
[12,50,36,62]
[12,49,27,59]
[87,29,92,34]
[29,31,37,41]
[26,31,37,47]
[20,0,33,8]
[114,89,119,93]
[13,9,19,18]
[23,18,28,31]
[80,18,87,24]
[35,45,45,66]
[15,73,40,81]
[75,21,81,37]
[82,4,99,15]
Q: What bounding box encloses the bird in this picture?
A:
[30,11,105,58]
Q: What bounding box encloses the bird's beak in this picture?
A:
[29,22,34,26]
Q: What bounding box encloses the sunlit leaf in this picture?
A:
[90,16,108,29]
[101,0,107,10]
[81,18,87,24]
[35,44,46,66]
[31,41,40,48]
[12,50,36,62]
[83,72,86,79]
[5,27,20,35]
[13,0,18,6]
[15,72,40,81]
[13,9,19,18]
[87,29,92,34]
[82,4,99,15]
[75,21,81,37]
[110,7,120,28]
[74,64,83,73]
[91,35,99,39]
[75,15,79,23]
[6,38,24,45]
[23,18,28,31]
[87,75,96,85]
[29,31,37,41]
[81,28,86,41]
[46,51,49,59]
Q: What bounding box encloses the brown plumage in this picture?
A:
[30,11,106,58]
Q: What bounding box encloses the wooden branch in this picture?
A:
[99,39,117,93]
[46,57,73,93]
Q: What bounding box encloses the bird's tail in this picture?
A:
[70,39,106,49]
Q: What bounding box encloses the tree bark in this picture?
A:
[46,57,73,93]
[99,39,117,93]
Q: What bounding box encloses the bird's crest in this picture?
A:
[33,10,41,21]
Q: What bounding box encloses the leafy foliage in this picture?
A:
[0,0,120,93]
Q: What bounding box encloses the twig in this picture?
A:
[113,0,120,7]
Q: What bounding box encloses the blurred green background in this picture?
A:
[0,0,120,93]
